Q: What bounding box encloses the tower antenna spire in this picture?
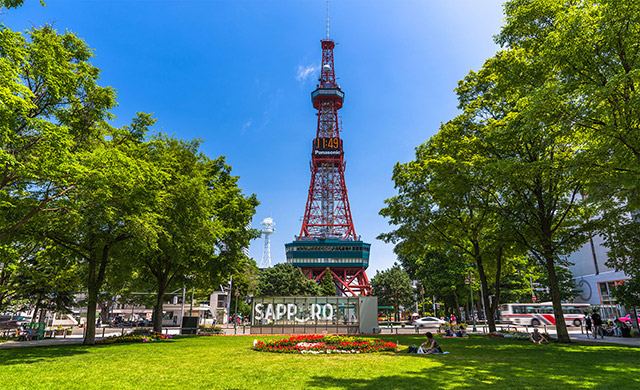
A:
[326,0,330,39]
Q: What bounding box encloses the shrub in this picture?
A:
[96,330,173,345]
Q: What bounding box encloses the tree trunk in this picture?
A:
[544,255,571,343]
[83,245,110,345]
[453,290,462,321]
[85,284,98,345]
[476,258,496,332]
[153,286,166,333]
[629,307,639,335]
[490,246,503,321]
[32,300,41,324]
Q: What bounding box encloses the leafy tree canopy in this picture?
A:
[256,264,319,297]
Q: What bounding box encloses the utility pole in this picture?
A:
[180,283,185,326]
[189,285,194,317]
[227,275,233,324]
[234,289,240,316]
[480,280,486,320]
[530,276,536,302]
[468,269,477,332]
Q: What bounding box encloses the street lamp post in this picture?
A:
[234,290,240,316]
[468,269,477,332]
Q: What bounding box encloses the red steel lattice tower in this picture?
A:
[285,35,372,296]
[299,39,355,240]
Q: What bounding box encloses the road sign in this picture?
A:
[532,296,537,302]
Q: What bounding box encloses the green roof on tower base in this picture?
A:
[285,239,370,268]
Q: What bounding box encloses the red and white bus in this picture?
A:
[500,302,590,327]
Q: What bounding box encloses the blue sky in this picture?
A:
[2,0,505,275]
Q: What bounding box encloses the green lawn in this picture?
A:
[0,335,638,389]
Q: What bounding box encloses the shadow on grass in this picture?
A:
[304,335,640,389]
[0,338,182,366]
[0,345,91,365]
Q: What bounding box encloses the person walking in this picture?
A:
[584,312,592,339]
[591,311,604,339]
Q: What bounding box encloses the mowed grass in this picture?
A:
[0,334,638,390]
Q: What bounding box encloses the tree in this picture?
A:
[379,119,515,332]
[612,280,640,334]
[256,264,319,297]
[454,45,596,342]
[0,25,116,241]
[370,264,413,321]
[0,0,40,10]
[228,259,260,315]
[39,114,160,345]
[496,0,640,338]
[533,265,579,303]
[133,134,258,333]
[399,249,468,321]
[318,268,337,296]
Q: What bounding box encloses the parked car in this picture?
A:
[414,317,446,327]
[618,314,640,326]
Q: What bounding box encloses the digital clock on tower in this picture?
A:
[313,137,342,152]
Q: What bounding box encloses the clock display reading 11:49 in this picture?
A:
[313,137,343,152]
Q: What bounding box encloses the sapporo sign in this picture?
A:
[250,296,378,335]
[254,301,335,323]
[251,296,361,326]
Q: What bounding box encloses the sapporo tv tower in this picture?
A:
[285,3,371,296]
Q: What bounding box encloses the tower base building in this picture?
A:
[285,239,371,296]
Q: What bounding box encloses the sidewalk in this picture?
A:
[0,328,182,350]
[1,327,638,349]
[564,333,640,347]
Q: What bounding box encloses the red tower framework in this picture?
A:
[300,39,354,240]
[285,37,371,296]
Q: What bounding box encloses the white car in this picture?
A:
[414,317,446,327]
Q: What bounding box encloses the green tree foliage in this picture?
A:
[612,280,640,332]
[38,113,160,345]
[454,53,592,342]
[0,23,260,342]
[533,265,579,303]
[318,268,336,296]
[379,121,517,332]
[256,264,319,297]
[0,0,40,10]
[0,25,116,241]
[370,264,413,321]
[132,134,258,332]
[400,249,468,320]
[0,240,78,317]
[495,0,640,336]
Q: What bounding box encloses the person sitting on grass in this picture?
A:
[530,328,548,344]
[455,326,468,337]
[418,332,443,354]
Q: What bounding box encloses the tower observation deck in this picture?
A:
[285,36,372,296]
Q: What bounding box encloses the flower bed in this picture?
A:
[96,329,173,345]
[253,334,397,354]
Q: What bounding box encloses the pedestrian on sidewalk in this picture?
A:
[592,312,604,339]
[584,312,592,338]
